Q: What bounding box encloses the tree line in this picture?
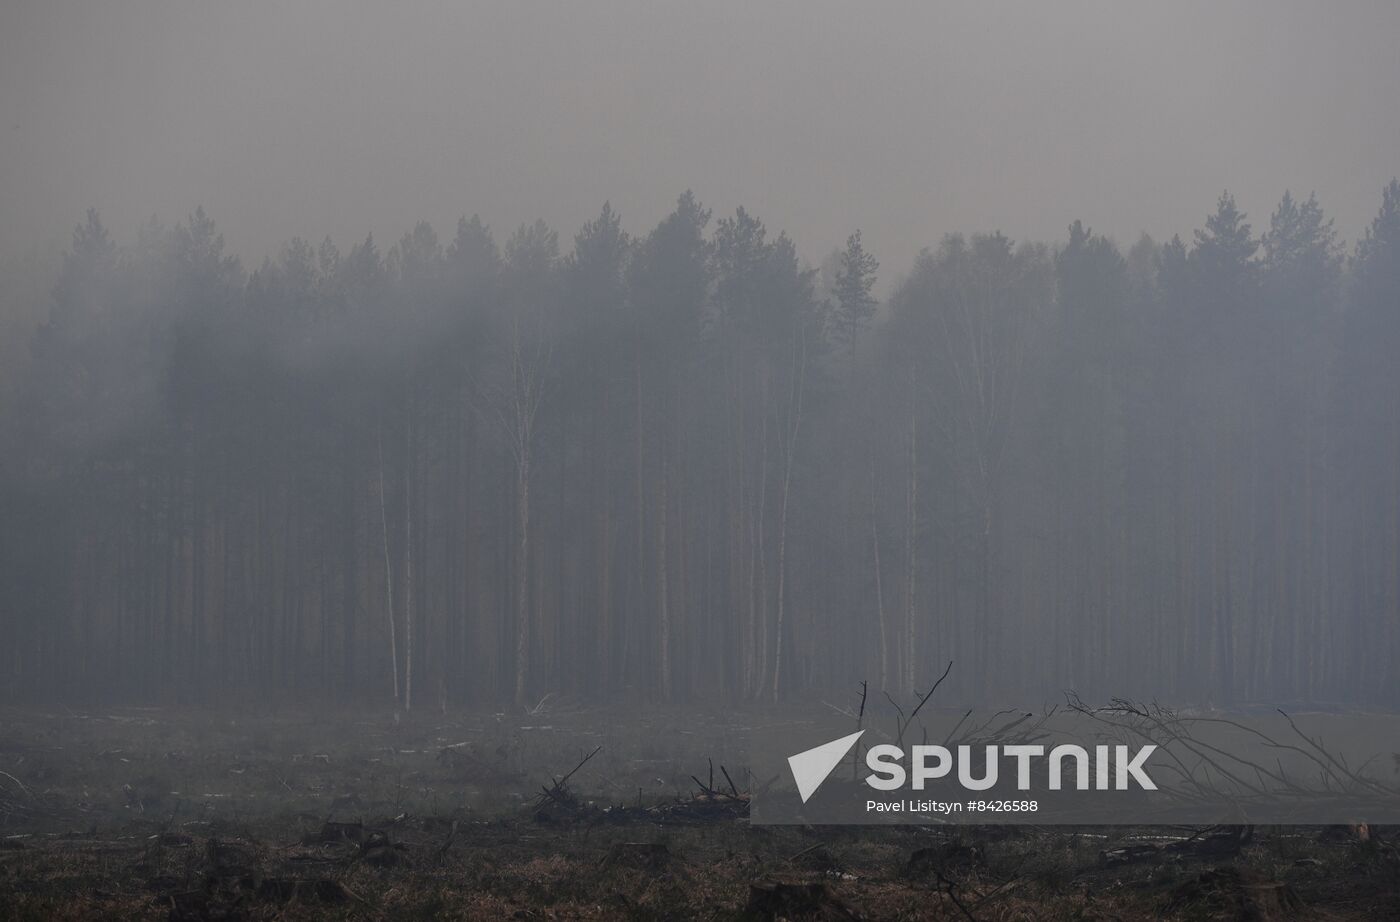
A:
[2,182,1398,708]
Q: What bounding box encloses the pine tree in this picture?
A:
[832,230,879,361]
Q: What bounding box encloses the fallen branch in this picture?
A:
[536,745,602,811]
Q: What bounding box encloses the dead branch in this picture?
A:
[896,660,954,747]
[535,745,602,810]
[0,771,33,802]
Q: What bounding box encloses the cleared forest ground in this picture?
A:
[0,705,1397,920]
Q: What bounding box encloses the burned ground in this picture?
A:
[1,706,1397,920]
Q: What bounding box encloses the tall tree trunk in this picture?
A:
[772,325,808,701]
[514,444,531,708]
[597,376,613,692]
[755,386,770,695]
[634,348,645,692]
[871,452,888,692]
[377,421,399,708]
[658,445,671,699]
[904,368,918,694]
[403,396,414,713]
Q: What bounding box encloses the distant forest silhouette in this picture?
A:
[4,182,1399,709]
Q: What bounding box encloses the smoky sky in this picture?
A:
[2,0,1398,277]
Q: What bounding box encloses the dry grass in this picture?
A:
[1,706,1397,920]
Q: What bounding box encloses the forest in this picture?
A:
[3,182,1398,710]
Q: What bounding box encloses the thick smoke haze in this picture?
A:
[8,7,1400,919]
[2,0,1400,708]
[3,1,1399,271]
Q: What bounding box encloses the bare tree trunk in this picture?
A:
[634,348,645,691]
[658,446,671,699]
[755,389,770,695]
[772,455,791,700]
[772,325,808,701]
[871,452,888,691]
[472,315,549,710]
[514,444,531,708]
[595,376,612,692]
[403,396,414,713]
[377,422,399,708]
[730,349,754,698]
[904,368,918,695]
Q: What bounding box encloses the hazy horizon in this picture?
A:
[4,1,1399,279]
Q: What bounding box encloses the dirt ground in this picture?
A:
[1,705,1397,920]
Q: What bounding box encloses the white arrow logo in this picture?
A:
[787,730,865,803]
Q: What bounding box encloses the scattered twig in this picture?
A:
[935,867,979,921]
[0,771,33,802]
